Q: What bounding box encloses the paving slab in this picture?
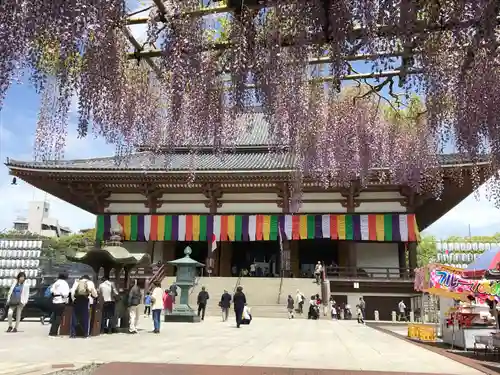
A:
[0,317,484,375]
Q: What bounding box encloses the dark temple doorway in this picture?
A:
[231,241,281,277]
[298,239,338,277]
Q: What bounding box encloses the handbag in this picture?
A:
[8,289,21,306]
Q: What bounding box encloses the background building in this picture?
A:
[12,201,71,238]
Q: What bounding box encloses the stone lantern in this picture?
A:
[164,246,204,323]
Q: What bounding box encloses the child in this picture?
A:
[287,295,295,319]
[144,292,151,316]
[356,304,364,324]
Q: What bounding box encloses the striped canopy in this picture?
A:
[96,214,420,243]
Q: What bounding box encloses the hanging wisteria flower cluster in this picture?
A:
[1,0,499,206]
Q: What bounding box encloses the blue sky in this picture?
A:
[0,0,499,238]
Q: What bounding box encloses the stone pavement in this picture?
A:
[0,317,484,375]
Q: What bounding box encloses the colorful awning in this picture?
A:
[96,214,420,242]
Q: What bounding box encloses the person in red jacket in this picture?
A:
[163,289,173,315]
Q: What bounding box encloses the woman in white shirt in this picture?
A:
[49,272,70,336]
[6,272,30,332]
[151,282,164,333]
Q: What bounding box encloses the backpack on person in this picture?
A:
[75,280,89,297]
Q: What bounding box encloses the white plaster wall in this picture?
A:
[356,202,406,213]
[221,193,278,201]
[217,202,282,213]
[157,203,209,213]
[358,191,403,200]
[107,193,144,201]
[105,203,149,213]
[299,202,346,213]
[302,192,343,200]
[160,193,206,201]
[356,242,399,269]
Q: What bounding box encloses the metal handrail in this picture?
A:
[276,270,284,304]
[325,266,412,280]
[233,270,243,294]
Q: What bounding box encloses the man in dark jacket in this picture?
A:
[220,290,232,322]
[233,286,246,328]
[128,279,141,333]
[197,286,210,321]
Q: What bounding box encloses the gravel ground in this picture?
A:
[48,364,103,375]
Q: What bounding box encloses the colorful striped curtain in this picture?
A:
[97,213,420,243]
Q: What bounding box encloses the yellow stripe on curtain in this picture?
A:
[123,215,131,240]
[192,215,200,241]
[157,215,165,241]
[299,215,308,239]
[262,215,271,240]
[375,215,385,241]
[227,215,235,241]
[337,215,346,240]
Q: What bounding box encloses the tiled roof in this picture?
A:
[7,151,295,171]
[6,152,489,173]
[5,112,490,173]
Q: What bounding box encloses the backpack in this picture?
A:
[75,280,89,297]
[44,286,52,298]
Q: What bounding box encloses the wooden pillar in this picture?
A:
[289,240,299,278]
[398,242,407,278]
[163,241,176,276]
[408,242,417,277]
[341,182,359,276]
[219,242,233,277]
[205,184,220,275]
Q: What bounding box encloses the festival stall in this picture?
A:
[414,263,500,349]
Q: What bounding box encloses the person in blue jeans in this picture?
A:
[151,282,163,333]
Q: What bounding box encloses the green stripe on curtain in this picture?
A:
[165,215,172,241]
[307,215,315,239]
[345,215,354,240]
[269,215,278,240]
[384,214,393,241]
[96,216,105,241]
[199,215,207,241]
[235,215,243,241]
[130,215,138,241]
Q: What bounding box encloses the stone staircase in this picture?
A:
[159,276,322,318]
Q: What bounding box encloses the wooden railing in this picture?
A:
[146,264,166,292]
[325,266,413,280]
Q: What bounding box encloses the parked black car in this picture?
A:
[0,286,52,321]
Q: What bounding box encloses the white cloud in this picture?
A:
[424,182,500,238]
[0,128,114,233]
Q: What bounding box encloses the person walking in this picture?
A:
[287,295,295,319]
[220,289,231,322]
[99,276,118,334]
[295,290,305,314]
[233,286,246,328]
[398,300,407,322]
[197,286,209,321]
[71,275,97,338]
[151,282,163,333]
[356,304,365,325]
[314,261,323,284]
[48,272,70,336]
[6,272,30,333]
[144,292,152,316]
[128,279,141,334]
[359,297,366,320]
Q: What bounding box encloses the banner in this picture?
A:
[428,267,500,299]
